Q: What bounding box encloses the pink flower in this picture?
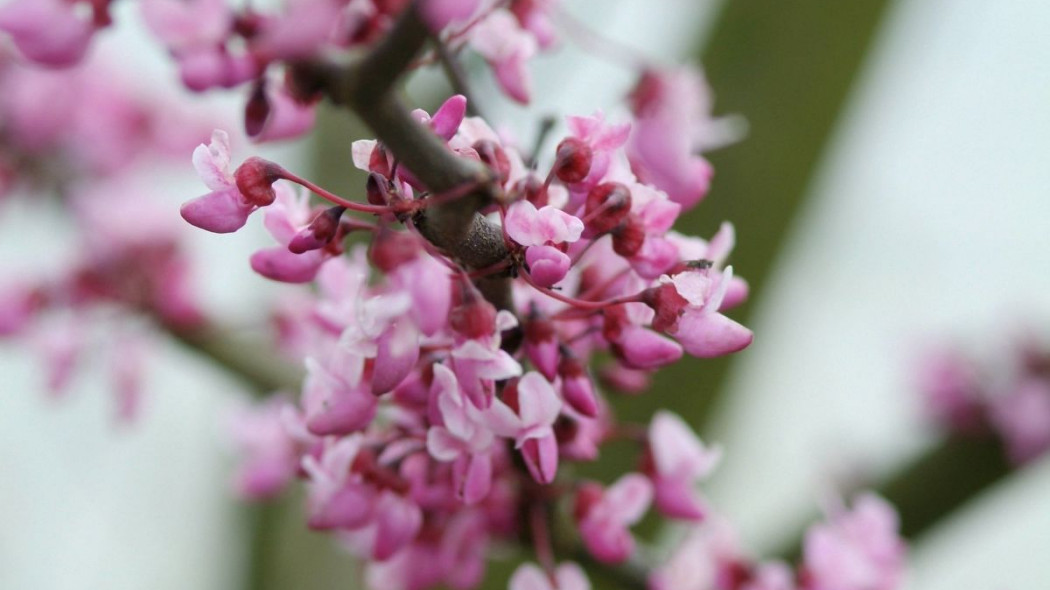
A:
[228,398,301,500]
[181,130,259,233]
[565,112,631,189]
[139,0,231,50]
[301,355,378,436]
[505,200,584,247]
[666,266,753,358]
[0,0,96,67]
[576,473,652,564]
[990,378,1050,463]
[426,364,497,503]
[647,411,721,520]
[419,0,480,32]
[250,184,332,283]
[303,436,376,530]
[484,372,562,483]
[627,67,736,209]
[468,11,537,104]
[802,494,906,590]
[450,309,523,408]
[509,562,591,590]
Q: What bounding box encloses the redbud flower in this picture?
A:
[484,372,562,483]
[802,494,906,590]
[647,411,721,520]
[576,473,653,564]
[0,0,96,67]
[181,130,266,233]
[509,561,591,590]
[303,436,376,530]
[426,364,497,504]
[468,11,537,104]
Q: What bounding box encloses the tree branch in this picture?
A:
[288,2,512,309]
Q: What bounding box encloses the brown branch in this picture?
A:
[288,3,512,309]
[169,324,302,396]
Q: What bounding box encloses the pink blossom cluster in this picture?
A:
[215,80,752,585]
[919,335,1050,464]
[0,49,209,420]
[650,494,906,590]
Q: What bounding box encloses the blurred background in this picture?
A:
[1,0,1049,589]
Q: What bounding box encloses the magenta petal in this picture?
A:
[674,311,753,358]
[653,478,705,521]
[521,435,559,484]
[418,0,479,32]
[524,337,559,381]
[250,247,325,283]
[306,389,377,436]
[373,493,423,560]
[0,0,94,67]
[616,326,683,370]
[431,94,468,141]
[562,374,599,418]
[494,56,531,104]
[180,189,253,233]
[526,245,571,287]
[372,321,420,395]
[460,453,493,504]
[580,517,634,564]
[309,484,375,530]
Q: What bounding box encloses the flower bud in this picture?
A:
[642,282,689,333]
[524,317,559,380]
[559,356,598,417]
[289,206,344,254]
[234,156,284,206]
[585,182,632,236]
[244,81,271,137]
[368,227,420,272]
[449,284,498,339]
[553,137,593,184]
[516,174,549,207]
[366,172,392,206]
[474,139,511,184]
[612,215,645,257]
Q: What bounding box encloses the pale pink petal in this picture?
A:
[517,372,562,428]
[180,188,253,233]
[521,434,558,484]
[673,309,753,358]
[372,320,420,394]
[250,246,326,283]
[604,473,653,525]
[526,245,571,287]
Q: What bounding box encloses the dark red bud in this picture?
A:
[601,304,629,342]
[585,182,632,236]
[449,291,498,340]
[553,138,593,184]
[244,82,270,138]
[611,215,645,257]
[366,172,392,206]
[234,157,284,207]
[289,206,344,254]
[516,175,549,207]
[643,282,689,333]
[474,139,511,184]
[368,227,420,272]
[524,316,556,344]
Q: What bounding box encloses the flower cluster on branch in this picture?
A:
[0,1,914,589]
